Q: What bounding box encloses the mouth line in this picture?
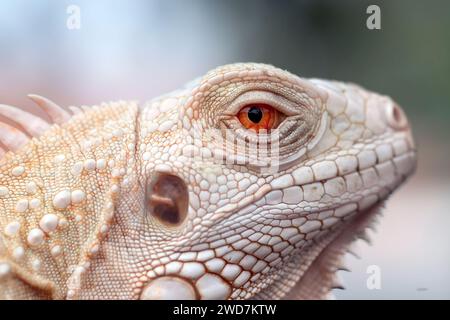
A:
[211,149,416,222]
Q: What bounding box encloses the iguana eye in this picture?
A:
[237,104,281,133]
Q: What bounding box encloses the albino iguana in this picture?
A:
[0,63,416,299]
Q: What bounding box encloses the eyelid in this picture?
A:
[223,90,299,117]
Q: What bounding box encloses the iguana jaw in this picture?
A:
[135,119,416,300]
[137,155,416,300]
[138,198,387,300]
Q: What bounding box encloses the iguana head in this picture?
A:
[0,63,416,300]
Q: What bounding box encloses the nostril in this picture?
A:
[386,102,409,130]
[146,172,189,226]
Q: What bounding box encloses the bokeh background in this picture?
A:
[0,0,449,299]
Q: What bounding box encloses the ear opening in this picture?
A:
[146,172,189,226]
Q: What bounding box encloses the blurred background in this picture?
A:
[0,0,449,299]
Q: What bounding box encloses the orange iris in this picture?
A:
[237,104,279,133]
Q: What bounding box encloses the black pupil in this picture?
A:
[248,106,263,123]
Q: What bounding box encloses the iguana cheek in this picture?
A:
[140,276,197,300]
[140,273,232,300]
